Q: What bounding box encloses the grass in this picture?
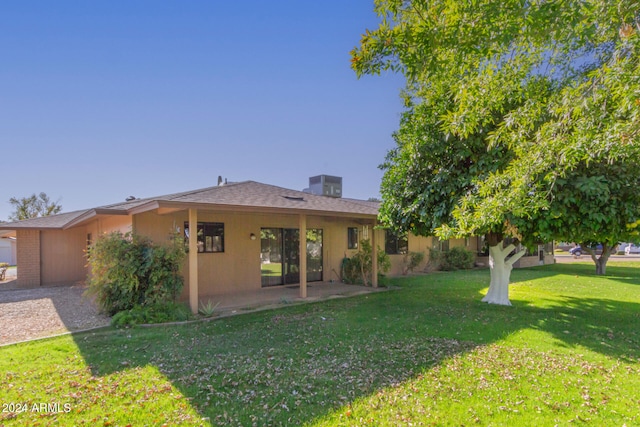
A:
[261,262,282,276]
[1,262,640,426]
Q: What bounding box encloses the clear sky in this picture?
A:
[0,1,405,221]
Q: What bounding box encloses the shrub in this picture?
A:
[342,239,390,286]
[426,248,443,271]
[440,247,475,271]
[0,262,8,280]
[402,251,425,275]
[111,302,192,327]
[86,231,186,316]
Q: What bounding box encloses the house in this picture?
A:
[0,177,387,313]
[0,176,552,312]
[0,236,17,265]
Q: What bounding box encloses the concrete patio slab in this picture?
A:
[199,281,388,315]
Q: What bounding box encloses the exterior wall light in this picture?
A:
[250,233,257,240]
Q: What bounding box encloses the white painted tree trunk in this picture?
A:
[482,241,526,306]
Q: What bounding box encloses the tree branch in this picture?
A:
[501,243,516,257]
[505,249,527,267]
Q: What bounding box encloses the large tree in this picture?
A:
[514,161,640,275]
[352,0,640,304]
[8,192,62,221]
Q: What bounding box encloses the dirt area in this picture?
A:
[0,283,110,346]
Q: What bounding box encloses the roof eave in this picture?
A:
[147,200,378,220]
[63,208,129,229]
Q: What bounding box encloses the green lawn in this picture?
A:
[1,263,639,426]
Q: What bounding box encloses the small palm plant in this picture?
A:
[198,299,220,317]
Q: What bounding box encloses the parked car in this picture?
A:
[569,245,583,256]
[569,244,604,257]
[555,242,574,252]
[618,242,630,254]
[626,244,640,255]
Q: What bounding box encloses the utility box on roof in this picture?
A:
[306,175,342,198]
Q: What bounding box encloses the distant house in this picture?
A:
[0,176,551,311]
[0,236,16,265]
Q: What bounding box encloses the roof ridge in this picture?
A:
[164,180,250,201]
[98,181,252,209]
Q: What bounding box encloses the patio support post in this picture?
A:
[371,221,378,288]
[188,208,199,314]
[299,214,307,298]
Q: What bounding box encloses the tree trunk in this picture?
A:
[482,239,526,306]
[583,243,616,276]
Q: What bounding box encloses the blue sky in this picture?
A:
[0,1,404,221]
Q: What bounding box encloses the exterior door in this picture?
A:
[283,229,300,284]
[260,228,323,287]
[261,228,283,287]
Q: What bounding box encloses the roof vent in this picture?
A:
[125,196,137,201]
[304,175,342,198]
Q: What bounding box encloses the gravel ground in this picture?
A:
[0,283,110,346]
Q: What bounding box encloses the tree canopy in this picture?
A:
[8,192,62,221]
[352,0,640,272]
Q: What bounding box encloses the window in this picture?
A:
[385,230,408,255]
[434,237,449,252]
[347,227,359,249]
[477,236,489,256]
[184,222,224,253]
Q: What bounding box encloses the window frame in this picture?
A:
[347,227,359,250]
[385,230,408,255]
[184,221,225,253]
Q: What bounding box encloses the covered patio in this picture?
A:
[199,281,389,316]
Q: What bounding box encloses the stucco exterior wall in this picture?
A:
[40,228,87,286]
[387,234,432,276]
[386,236,480,276]
[133,209,376,301]
[85,215,133,240]
[13,215,134,288]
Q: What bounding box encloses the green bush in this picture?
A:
[0,262,8,279]
[426,248,443,271]
[427,247,474,271]
[86,231,186,316]
[402,251,425,275]
[342,239,390,286]
[111,302,192,327]
[440,247,475,271]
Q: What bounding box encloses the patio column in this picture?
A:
[299,214,307,298]
[371,221,378,288]
[188,208,199,314]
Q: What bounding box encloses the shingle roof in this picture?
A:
[0,210,91,229]
[151,181,379,215]
[0,181,379,231]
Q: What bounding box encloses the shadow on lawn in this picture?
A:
[71,302,482,425]
[67,263,640,425]
[512,296,640,361]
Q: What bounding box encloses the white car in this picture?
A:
[625,244,640,255]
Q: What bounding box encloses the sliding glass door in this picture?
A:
[260,228,323,287]
[306,229,323,282]
[261,228,284,287]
